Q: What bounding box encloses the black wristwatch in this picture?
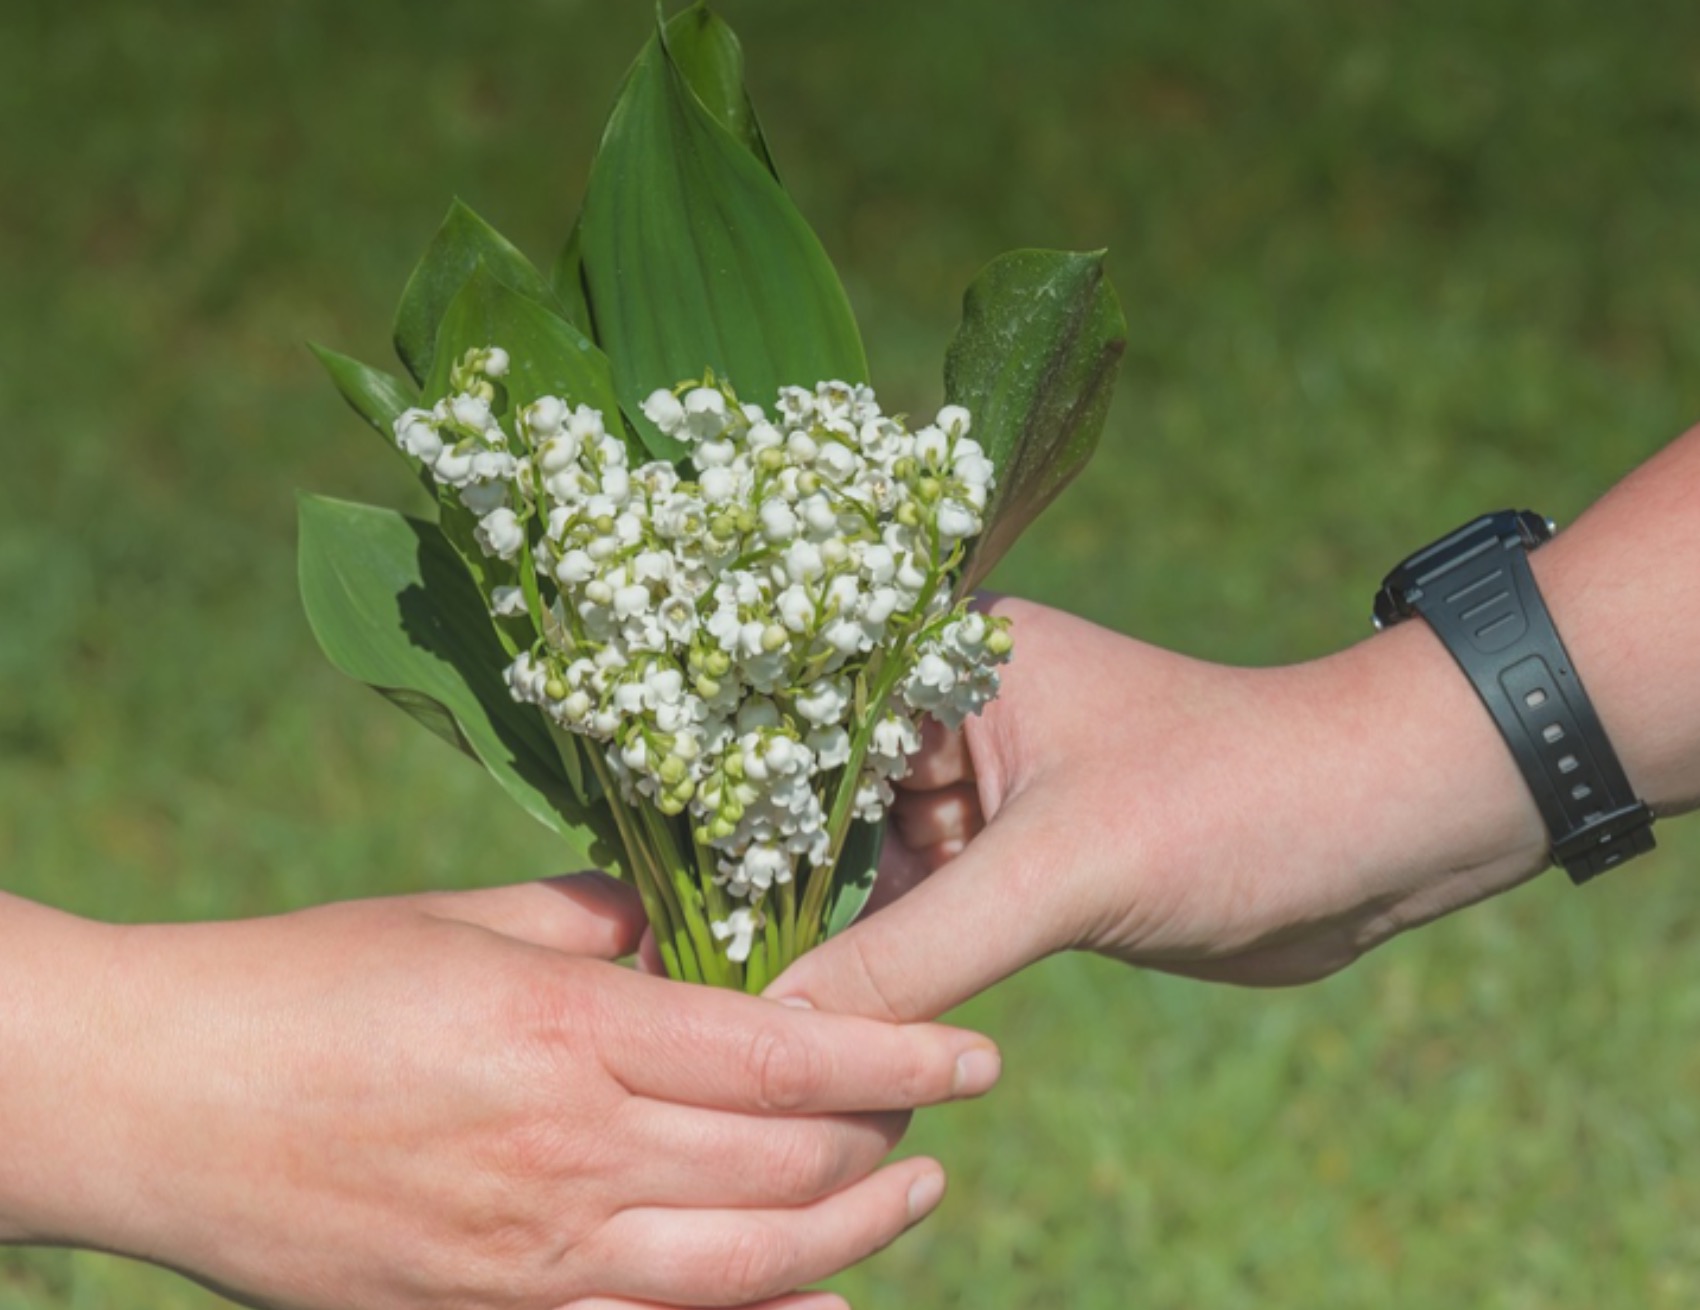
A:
[1373,509,1654,883]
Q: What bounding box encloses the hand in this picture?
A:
[772,595,1553,1019]
[0,877,1000,1309]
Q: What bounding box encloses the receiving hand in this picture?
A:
[0,876,1000,1309]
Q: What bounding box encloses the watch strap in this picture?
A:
[1390,514,1654,883]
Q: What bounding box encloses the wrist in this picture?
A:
[1305,617,1551,945]
[1075,616,1549,981]
[0,897,132,1247]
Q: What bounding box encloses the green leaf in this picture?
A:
[945,250,1128,592]
[309,343,418,437]
[549,219,595,338]
[663,3,778,177]
[309,343,433,496]
[393,199,563,386]
[552,5,778,346]
[297,493,615,862]
[579,27,866,457]
[425,262,623,421]
[823,818,886,938]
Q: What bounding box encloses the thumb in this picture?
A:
[767,803,1063,1021]
[417,871,647,959]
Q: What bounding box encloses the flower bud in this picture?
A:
[986,627,1014,656]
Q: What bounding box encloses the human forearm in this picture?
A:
[1532,424,1700,815]
[1174,425,1700,967]
[1313,421,1700,951]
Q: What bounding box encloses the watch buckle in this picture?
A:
[1552,801,1655,878]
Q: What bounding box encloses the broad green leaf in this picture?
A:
[663,3,778,176]
[309,343,417,437]
[297,493,616,863]
[549,219,595,337]
[425,262,623,421]
[945,250,1128,592]
[579,27,866,457]
[551,5,779,348]
[309,343,432,494]
[824,818,886,938]
[393,199,563,386]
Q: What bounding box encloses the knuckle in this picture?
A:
[503,959,607,1074]
[746,1024,827,1112]
[484,1113,580,1188]
[717,1224,794,1303]
[887,1044,942,1106]
[766,1127,842,1201]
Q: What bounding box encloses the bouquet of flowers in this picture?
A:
[299,4,1126,990]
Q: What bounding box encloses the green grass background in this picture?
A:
[4,0,1700,1305]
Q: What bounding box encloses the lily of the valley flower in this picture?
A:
[395,350,1012,970]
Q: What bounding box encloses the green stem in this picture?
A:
[641,803,736,989]
[744,923,776,994]
[586,749,702,983]
[794,655,909,954]
[779,876,797,964]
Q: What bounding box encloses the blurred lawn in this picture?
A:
[4,0,1700,1306]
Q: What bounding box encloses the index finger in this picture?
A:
[594,970,1001,1115]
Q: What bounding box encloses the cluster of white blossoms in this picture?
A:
[393,348,1011,963]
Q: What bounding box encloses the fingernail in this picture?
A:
[906,1168,946,1222]
[775,994,814,1010]
[952,1044,1001,1097]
